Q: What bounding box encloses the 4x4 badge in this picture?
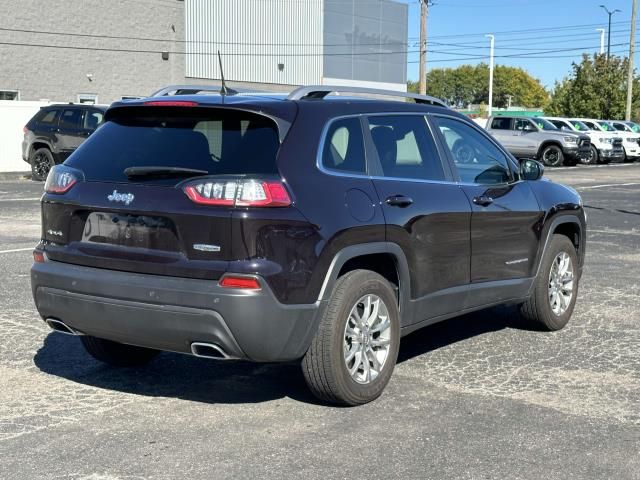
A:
[107,190,135,205]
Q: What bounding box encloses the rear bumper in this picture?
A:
[31,260,322,362]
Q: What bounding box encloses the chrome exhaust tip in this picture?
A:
[45,318,81,336]
[190,342,234,360]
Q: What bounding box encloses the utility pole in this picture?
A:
[596,28,606,54]
[486,34,495,116]
[600,5,621,60]
[626,0,638,121]
[418,1,432,95]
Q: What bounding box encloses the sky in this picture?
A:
[403,0,637,88]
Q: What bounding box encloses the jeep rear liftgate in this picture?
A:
[41,105,289,280]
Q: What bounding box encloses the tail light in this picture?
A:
[44,165,82,194]
[23,126,29,134]
[183,179,291,207]
[33,250,46,263]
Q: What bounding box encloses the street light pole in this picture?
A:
[486,34,495,116]
[626,0,638,121]
[596,28,605,54]
[600,5,621,60]
[418,1,433,95]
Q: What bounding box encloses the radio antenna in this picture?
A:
[217,50,237,95]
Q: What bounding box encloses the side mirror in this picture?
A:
[520,159,544,181]
[523,124,537,132]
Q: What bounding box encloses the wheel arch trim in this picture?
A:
[534,215,584,278]
[316,242,411,313]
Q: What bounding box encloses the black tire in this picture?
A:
[30,147,55,181]
[582,145,598,165]
[540,145,564,167]
[302,270,400,406]
[80,335,160,367]
[520,234,579,331]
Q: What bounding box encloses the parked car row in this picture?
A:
[485,115,640,167]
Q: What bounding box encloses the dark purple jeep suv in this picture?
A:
[31,85,586,405]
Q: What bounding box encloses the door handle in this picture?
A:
[473,195,494,207]
[386,195,413,208]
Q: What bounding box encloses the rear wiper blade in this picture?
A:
[124,166,209,179]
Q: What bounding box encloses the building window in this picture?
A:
[77,94,98,104]
[0,90,20,100]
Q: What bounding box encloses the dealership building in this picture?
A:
[0,0,409,104]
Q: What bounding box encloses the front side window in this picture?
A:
[367,115,445,181]
[83,110,104,130]
[434,116,513,185]
[515,118,535,131]
[59,109,83,130]
[321,117,366,174]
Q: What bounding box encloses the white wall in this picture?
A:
[0,100,52,172]
[472,117,488,129]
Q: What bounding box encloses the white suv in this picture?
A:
[544,117,623,164]
[576,119,640,163]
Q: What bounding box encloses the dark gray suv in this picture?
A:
[22,104,107,180]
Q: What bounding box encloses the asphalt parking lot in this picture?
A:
[0,164,638,480]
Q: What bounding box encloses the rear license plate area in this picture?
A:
[82,212,179,251]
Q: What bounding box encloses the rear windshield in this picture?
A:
[66,107,280,182]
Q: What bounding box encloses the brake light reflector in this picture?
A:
[44,165,80,194]
[183,180,291,207]
[219,276,261,289]
[144,101,199,107]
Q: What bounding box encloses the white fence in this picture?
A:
[0,100,53,173]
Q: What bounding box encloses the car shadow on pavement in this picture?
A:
[397,304,541,364]
[33,305,539,406]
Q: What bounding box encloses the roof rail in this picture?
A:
[150,84,257,97]
[287,85,448,107]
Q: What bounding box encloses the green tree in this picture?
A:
[408,64,548,109]
[546,54,640,119]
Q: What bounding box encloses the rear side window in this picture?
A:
[59,109,83,130]
[368,115,445,181]
[321,117,366,174]
[66,108,280,182]
[39,109,59,124]
[490,117,511,130]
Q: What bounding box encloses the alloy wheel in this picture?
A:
[548,251,574,315]
[343,294,392,384]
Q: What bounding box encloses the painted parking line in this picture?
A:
[577,182,640,190]
[552,163,640,171]
[0,247,34,254]
[0,197,41,202]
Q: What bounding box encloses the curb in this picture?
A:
[0,172,32,181]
